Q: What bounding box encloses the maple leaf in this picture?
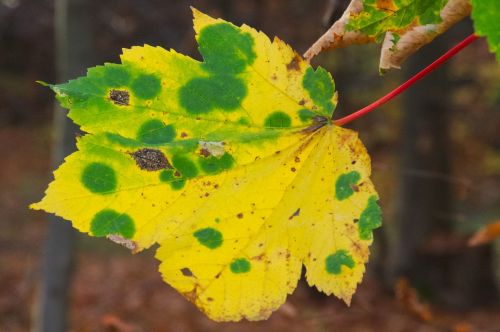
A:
[31,8,381,321]
[471,0,500,60]
[304,0,471,71]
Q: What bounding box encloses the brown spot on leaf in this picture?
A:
[237,213,244,219]
[298,99,305,106]
[286,55,301,71]
[290,167,296,172]
[289,208,301,220]
[109,89,130,106]
[131,148,172,171]
[207,297,214,302]
[181,267,194,277]
[200,148,211,157]
[181,132,188,138]
[295,156,301,163]
[183,288,198,303]
[376,0,397,12]
[253,253,265,261]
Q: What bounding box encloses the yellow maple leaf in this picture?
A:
[31,8,382,321]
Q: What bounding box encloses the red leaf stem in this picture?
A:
[333,34,479,126]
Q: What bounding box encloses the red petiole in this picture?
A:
[333,33,479,126]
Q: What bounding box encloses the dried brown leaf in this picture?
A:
[395,277,433,322]
[468,220,500,246]
[305,0,471,71]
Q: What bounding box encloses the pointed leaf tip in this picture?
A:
[36,80,50,87]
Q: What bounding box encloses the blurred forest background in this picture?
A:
[1,0,499,331]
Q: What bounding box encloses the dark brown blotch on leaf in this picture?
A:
[109,89,130,106]
[131,148,172,171]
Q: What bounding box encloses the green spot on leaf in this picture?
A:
[238,117,251,126]
[137,119,176,144]
[230,258,251,274]
[81,162,117,194]
[199,22,256,74]
[359,196,382,240]
[171,179,186,190]
[103,65,131,86]
[264,111,292,128]
[199,153,234,174]
[303,67,335,115]
[325,249,355,275]
[335,171,361,201]
[193,227,223,249]
[172,155,198,178]
[90,209,135,239]
[179,75,247,114]
[298,109,316,122]
[131,73,161,99]
[159,170,186,190]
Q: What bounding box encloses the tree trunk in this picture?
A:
[392,38,453,301]
[35,0,92,331]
